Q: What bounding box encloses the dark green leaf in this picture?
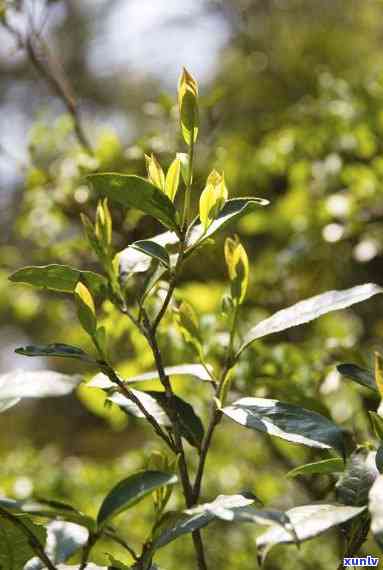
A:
[336,449,379,506]
[109,390,204,448]
[186,198,269,251]
[338,364,377,392]
[118,231,178,279]
[97,470,177,528]
[15,343,94,363]
[87,174,180,232]
[369,412,383,440]
[131,240,170,268]
[286,458,344,478]
[222,397,345,457]
[0,511,47,570]
[376,446,383,473]
[256,504,365,559]
[21,499,96,531]
[369,474,383,551]
[239,283,383,354]
[0,370,82,402]
[9,265,107,297]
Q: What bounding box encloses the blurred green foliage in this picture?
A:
[2,1,383,568]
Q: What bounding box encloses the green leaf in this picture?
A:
[375,352,383,398]
[187,197,269,252]
[256,504,365,560]
[74,282,97,338]
[174,301,202,357]
[369,475,383,551]
[109,390,204,449]
[337,363,377,392]
[176,152,190,185]
[15,343,94,363]
[9,265,107,297]
[118,231,178,280]
[178,68,199,145]
[165,158,181,201]
[131,240,170,268]
[88,364,213,389]
[97,470,177,528]
[222,397,345,457]
[199,170,228,231]
[336,449,378,506]
[239,283,383,354]
[224,236,249,304]
[0,511,47,570]
[20,499,96,531]
[369,412,383,439]
[0,398,20,413]
[0,370,82,402]
[145,154,166,191]
[286,458,344,478]
[87,174,180,232]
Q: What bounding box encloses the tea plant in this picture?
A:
[2,69,383,570]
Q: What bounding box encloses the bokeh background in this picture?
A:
[2,1,383,568]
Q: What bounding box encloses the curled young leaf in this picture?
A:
[178,67,199,146]
[145,153,166,192]
[199,170,228,232]
[74,281,97,337]
[224,236,249,304]
[165,157,181,202]
[95,198,112,251]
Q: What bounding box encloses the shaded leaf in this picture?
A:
[118,231,178,279]
[109,389,204,448]
[240,283,383,354]
[369,475,383,551]
[0,370,82,402]
[369,412,383,440]
[286,458,344,478]
[376,446,383,474]
[0,511,47,570]
[15,343,94,363]
[375,352,383,398]
[336,449,378,506]
[97,470,177,528]
[20,499,95,531]
[87,174,179,232]
[337,363,377,392]
[256,504,365,558]
[9,265,107,297]
[187,198,269,251]
[131,240,170,268]
[222,397,345,457]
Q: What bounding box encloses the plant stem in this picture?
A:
[0,506,57,570]
[182,138,195,230]
[79,532,98,570]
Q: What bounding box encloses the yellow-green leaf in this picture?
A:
[175,301,202,357]
[199,170,228,231]
[145,153,166,191]
[178,68,199,146]
[224,236,249,304]
[165,158,181,201]
[95,198,112,249]
[74,281,97,337]
[375,352,383,399]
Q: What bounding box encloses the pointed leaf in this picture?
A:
[287,458,344,478]
[222,397,345,456]
[337,363,377,392]
[87,174,180,232]
[165,158,181,201]
[0,370,82,401]
[187,197,269,251]
[15,343,94,363]
[370,412,383,440]
[240,283,383,354]
[256,504,365,556]
[97,470,177,528]
[131,240,170,268]
[118,231,178,279]
[9,265,107,297]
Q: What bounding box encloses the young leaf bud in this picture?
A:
[74,281,97,337]
[145,153,166,192]
[178,68,199,146]
[224,236,249,304]
[165,157,181,202]
[199,170,228,231]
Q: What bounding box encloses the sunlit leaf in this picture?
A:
[199,170,228,231]
[239,283,383,354]
[0,370,82,401]
[222,397,345,456]
[224,236,249,304]
[9,265,107,297]
[0,511,47,570]
[87,174,179,232]
[74,282,97,337]
[97,470,177,528]
[165,157,181,201]
[145,153,166,191]
[178,68,199,145]
[256,504,365,560]
[286,458,344,478]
